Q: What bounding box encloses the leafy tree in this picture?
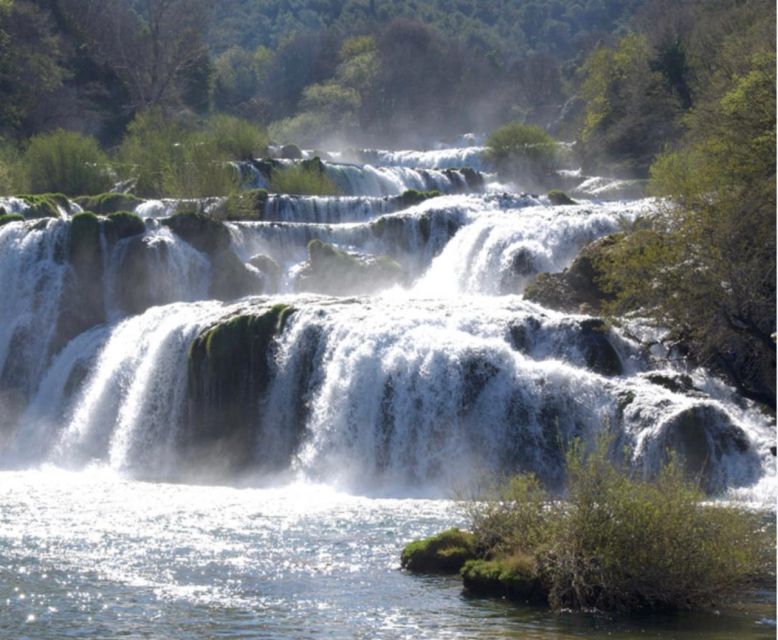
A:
[485,122,558,187]
[598,48,776,407]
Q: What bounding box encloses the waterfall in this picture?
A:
[0,139,772,503]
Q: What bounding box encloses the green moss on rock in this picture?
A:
[296,239,404,295]
[461,554,545,602]
[185,305,297,473]
[401,528,476,574]
[18,193,71,218]
[0,213,24,226]
[162,211,232,255]
[74,193,143,215]
[104,211,146,244]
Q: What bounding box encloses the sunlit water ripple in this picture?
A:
[0,469,773,639]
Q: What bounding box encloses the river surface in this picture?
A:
[1,469,774,639]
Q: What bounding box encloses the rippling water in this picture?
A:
[1,469,773,639]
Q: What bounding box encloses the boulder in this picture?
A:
[280,144,303,160]
[524,234,621,313]
[461,554,546,603]
[74,193,143,215]
[401,528,476,574]
[295,239,404,295]
[184,304,297,473]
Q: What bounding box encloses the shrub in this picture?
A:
[118,111,239,198]
[452,438,774,611]
[485,122,558,185]
[23,130,112,196]
[205,114,269,161]
[162,132,239,198]
[269,164,338,196]
[0,142,28,194]
[545,442,773,610]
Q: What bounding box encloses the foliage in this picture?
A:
[23,130,112,196]
[269,165,338,196]
[117,111,242,198]
[485,122,558,185]
[0,142,28,194]
[596,47,776,407]
[205,114,269,161]
[577,32,683,176]
[458,439,774,611]
[543,442,773,611]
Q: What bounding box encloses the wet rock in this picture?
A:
[295,239,404,295]
[280,144,303,159]
[74,193,143,215]
[577,318,622,377]
[659,404,753,493]
[103,211,145,244]
[644,372,696,394]
[524,234,622,313]
[547,190,576,206]
[184,304,297,473]
[52,213,106,354]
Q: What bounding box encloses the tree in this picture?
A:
[58,0,210,114]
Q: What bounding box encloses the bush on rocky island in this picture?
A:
[403,440,774,612]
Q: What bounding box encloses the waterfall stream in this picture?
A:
[0,144,773,506]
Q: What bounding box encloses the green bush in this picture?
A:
[205,114,269,161]
[544,443,773,610]
[162,132,240,198]
[23,130,112,196]
[269,164,338,196]
[0,142,28,194]
[456,439,774,611]
[485,122,558,184]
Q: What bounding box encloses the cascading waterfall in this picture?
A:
[0,141,773,505]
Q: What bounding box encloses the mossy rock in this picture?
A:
[18,193,71,219]
[296,239,404,295]
[461,555,545,602]
[395,189,441,209]
[210,250,264,300]
[104,211,146,244]
[162,211,232,255]
[547,190,576,206]
[248,254,282,290]
[524,234,622,313]
[401,528,476,574]
[0,213,24,226]
[185,304,297,472]
[74,193,143,215]
[280,144,303,159]
[217,189,268,220]
[52,212,106,354]
[577,318,623,377]
[300,156,326,174]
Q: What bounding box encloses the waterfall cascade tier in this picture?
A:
[0,143,773,503]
